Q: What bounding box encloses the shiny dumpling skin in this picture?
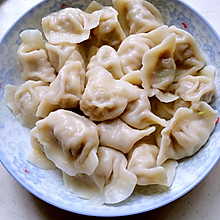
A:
[17,29,56,83]
[87,45,124,79]
[32,109,99,176]
[37,51,85,118]
[141,33,178,102]
[45,42,77,72]
[117,25,171,75]
[80,66,140,121]
[150,97,191,120]
[117,33,153,75]
[98,118,156,153]
[86,2,126,49]
[5,80,49,128]
[127,142,178,186]
[113,0,164,36]
[63,146,137,204]
[42,8,103,44]
[169,26,205,81]
[121,88,167,129]
[27,127,56,170]
[156,101,218,165]
[120,70,142,87]
[176,65,216,104]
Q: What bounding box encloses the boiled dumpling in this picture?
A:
[156,101,218,165]
[5,80,48,128]
[98,118,155,153]
[63,146,137,204]
[80,66,140,121]
[169,26,205,81]
[113,0,164,36]
[118,25,171,76]
[86,2,126,49]
[36,51,85,118]
[27,127,56,170]
[176,66,215,104]
[87,45,124,79]
[141,33,178,102]
[42,8,103,44]
[118,25,171,83]
[17,29,56,82]
[120,70,142,87]
[151,97,191,120]
[127,142,178,186]
[32,109,99,176]
[117,33,153,75]
[45,42,77,72]
[121,88,167,129]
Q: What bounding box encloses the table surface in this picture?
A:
[0,0,220,219]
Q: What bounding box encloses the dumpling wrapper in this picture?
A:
[63,146,137,204]
[141,32,178,103]
[80,66,140,121]
[113,0,164,36]
[27,127,56,170]
[98,118,155,153]
[36,51,85,118]
[87,45,124,79]
[42,8,103,44]
[121,88,167,129]
[156,101,218,165]
[176,65,215,104]
[169,25,205,81]
[117,33,153,75]
[127,142,178,187]
[31,109,99,176]
[5,80,48,128]
[86,2,126,49]
[17,29,56,82]
[45,42,77,72]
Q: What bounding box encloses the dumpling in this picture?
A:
[176,75,215,104]
[169,26,205,81]
[127,142,178,186]
[121,88,167,129]
[87,45,124,79]
[144,25,171,46]
[199,65,215,80]
[63,146,137,204]
[17,29,56,82]
[45,42,77,72]
[150,97,191,120]
[5,80,49,128]
[113,0,164,36]
[86,1,126,49]
[42,8,103,44]
[117,33,153,75]
[156,102,218,165]
[141,33,178,102]
[120,70,142,87]
[36,51,85,118]
[80,66,140,121]
[27,127,56,170]
[117,25,171,76]
[98,118,155,153]
[32,109,99,176]
[176,65,215,104]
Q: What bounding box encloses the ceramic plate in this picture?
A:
[0,0,220,217]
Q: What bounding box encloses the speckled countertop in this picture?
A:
[0,0,220,219]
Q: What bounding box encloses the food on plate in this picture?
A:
[5,0,217,204]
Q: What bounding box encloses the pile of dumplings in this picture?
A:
[5,0,218,204]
